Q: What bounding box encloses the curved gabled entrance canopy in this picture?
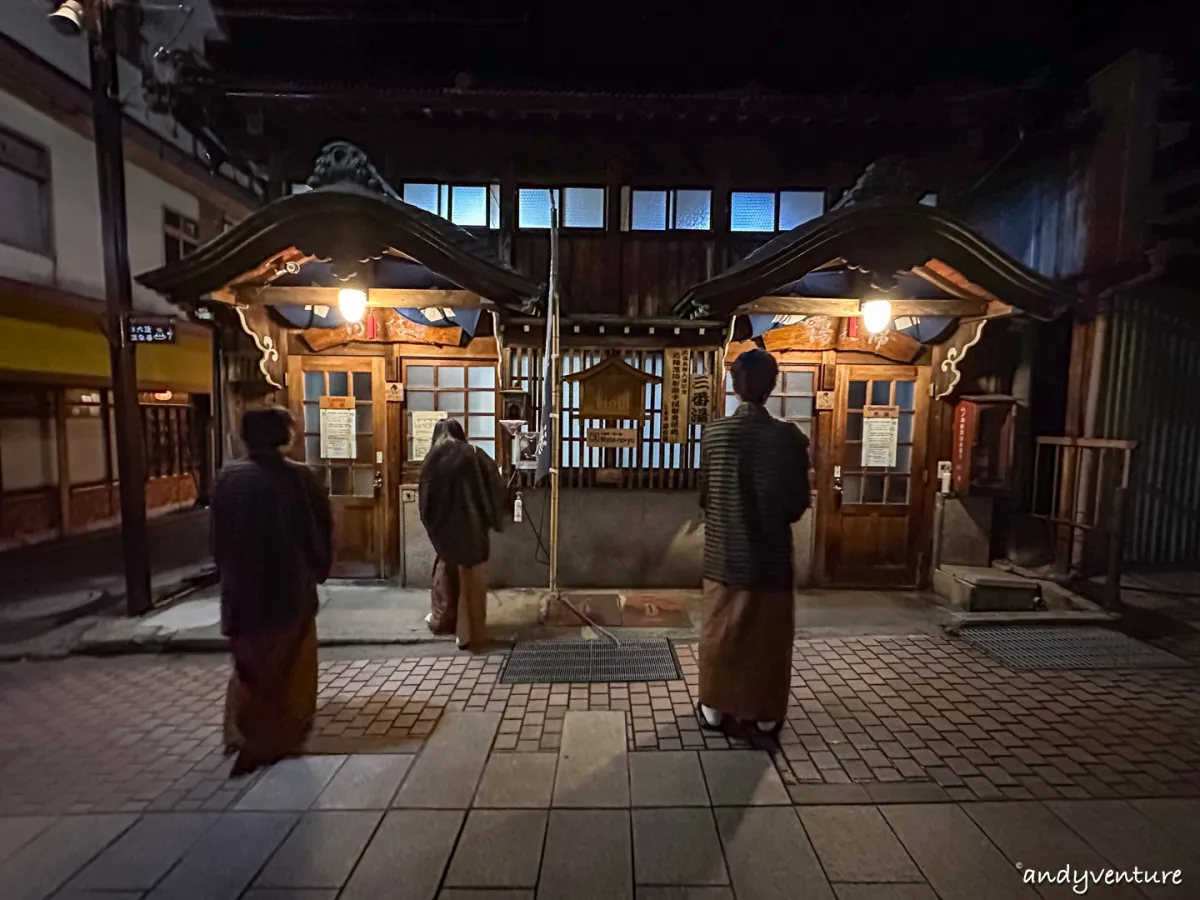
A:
[137,143,544,316]
[674,200,1076,323]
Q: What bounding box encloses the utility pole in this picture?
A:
[87,0,153,615]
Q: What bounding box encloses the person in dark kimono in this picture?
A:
[214,406,332,775]
[419,419,509,651]
[697,349,811,735]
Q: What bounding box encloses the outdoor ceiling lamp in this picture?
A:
[47,1,85,37]
[337,288,368,323]
[861,299,893,334]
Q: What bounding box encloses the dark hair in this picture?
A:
[241,406,294,451]
[730,349,779,404]
[432,418,466,444]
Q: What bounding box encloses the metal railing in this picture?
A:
[1031,436,1136,609]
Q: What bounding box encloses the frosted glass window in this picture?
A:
[779,190,824,230]
[0,418,58,490]
[563,187,605,228]
[66,417,107,484]
[730,192,775,232]
[451,186,488,227]
[488,185,501,228]
[673,190,711,230]
[403,183,439,214]
[518,188,557,229]
[631,190,668,230]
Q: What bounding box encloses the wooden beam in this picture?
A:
[234,287,486,308]
[743,296,989,316]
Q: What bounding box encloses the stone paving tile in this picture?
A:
[2,632,1200,816]
[0,814,137,900]
[630,752,710,807]
[637,890,734,900]
[633,808,728,887]
[965,802,1146,900]
[474,753,557,808]
[715,806,834,900]
[68,811,219,892]
[146,811,297,900]
[313,754,413,809]
[235,756,346,811]
[554,711,629,808]
[1130,799,1200,855]
[538,809,633,900]
[0,815,54,865]
[393,713,500,809]
[832,887,940,900]
[444,809,548,888]
[882,805,1037,900]
[799,805,923,883]
[1045,800,1200,899]
[340,809,463,900]
[699,750,790,806]
[438,892,534,900]
[52,892,144,900]
[255,810,383,890]
[243,892,340,900]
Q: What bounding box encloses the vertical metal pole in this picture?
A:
[89,0,152,615]
[547,202,562,593]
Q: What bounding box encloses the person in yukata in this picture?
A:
[214,406,332,776]
[696,348,811,736]
[419,418,509,651]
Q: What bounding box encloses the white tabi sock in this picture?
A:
[755,720,778,732]
[699,704,722,727]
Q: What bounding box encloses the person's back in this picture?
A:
[212,410,331,638]
[701,405,810,591]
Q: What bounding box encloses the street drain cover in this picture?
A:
[959,625,1192,670]
[501,638,682,684]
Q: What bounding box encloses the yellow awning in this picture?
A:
[0,315,212,393]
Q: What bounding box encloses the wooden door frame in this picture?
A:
[818,362,931,588]
[286,354,389,579]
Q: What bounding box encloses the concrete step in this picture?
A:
[932,565,1041,612]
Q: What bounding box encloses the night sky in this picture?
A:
[207,0,1191,95]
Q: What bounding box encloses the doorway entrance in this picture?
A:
[288,356,388,579]
[822,364,929,587]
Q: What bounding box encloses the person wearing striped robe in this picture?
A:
[697,349,811,735]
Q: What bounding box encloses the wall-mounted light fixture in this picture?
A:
[47,1,85,37]
[337,287,368,323]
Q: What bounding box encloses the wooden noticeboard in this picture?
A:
[687,372,717,426]
[564,356,660,421]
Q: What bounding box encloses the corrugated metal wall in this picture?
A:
[1098,288,1200,565]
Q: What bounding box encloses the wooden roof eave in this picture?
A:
[675,201,1076,321]
[136,185,545,315]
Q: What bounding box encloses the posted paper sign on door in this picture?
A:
[411,410,448,460]
[861,405,899,467]
[319,396,356,459]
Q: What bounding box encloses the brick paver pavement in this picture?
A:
[2,634,1200,818]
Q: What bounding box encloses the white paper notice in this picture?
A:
[319,407,356,459]
[861,416,899,467]
[411,410,449,460]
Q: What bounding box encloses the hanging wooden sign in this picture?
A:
[587,427,639,449]
[662,349,691,443]
[563,357,660,421]
[687,372,717,426]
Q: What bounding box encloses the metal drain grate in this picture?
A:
[501,638,682,684]
[959,625,1192,670]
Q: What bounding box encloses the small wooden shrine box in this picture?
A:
[951,395,1018,495]
[563,356,661,421]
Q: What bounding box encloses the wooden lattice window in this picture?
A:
[505,346,719,489]
[402,360,498,460]
[722,364,817,439]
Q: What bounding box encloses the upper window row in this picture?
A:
[395,183,837,233]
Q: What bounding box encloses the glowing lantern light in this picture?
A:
[337,288,368,323]
[861,299,893,334]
